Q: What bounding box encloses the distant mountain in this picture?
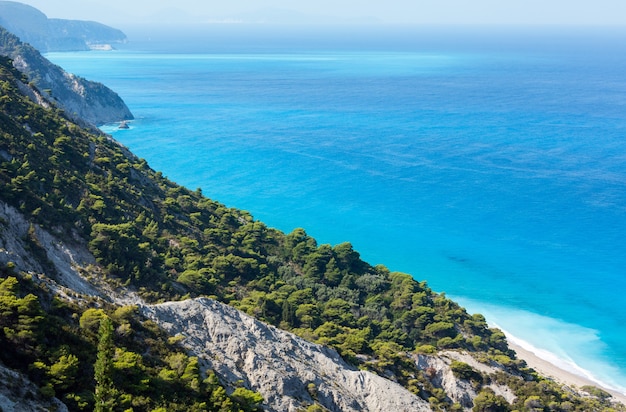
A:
[210,7,381,25]
[0,25,133,125]
[0,1,127,51]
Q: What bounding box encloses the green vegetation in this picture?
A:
[94,316,115,412]
[450,361,482,384]
[472,388,510,412]
[0,272,261,411]
[0,52,624,412]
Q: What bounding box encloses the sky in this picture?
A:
[13,0,626,27]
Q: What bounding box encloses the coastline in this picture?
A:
[55,40,626,406]
[509,341,626,406]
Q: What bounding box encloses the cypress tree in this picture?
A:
[281,299,295,326]
[94,316,116,412]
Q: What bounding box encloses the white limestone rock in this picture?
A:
[144,297,431,412]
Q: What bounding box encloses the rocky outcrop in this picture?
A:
[0,362,68,412]
[415,351,516,410]
[0,201,101,298]
[0,1,127,52]
[143,298,431,412]
[0,26,133,126]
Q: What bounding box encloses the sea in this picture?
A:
[46,24,626,393]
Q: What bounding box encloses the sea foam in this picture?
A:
[454,296,626,395]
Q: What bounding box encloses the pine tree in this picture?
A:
[94,316,116,412]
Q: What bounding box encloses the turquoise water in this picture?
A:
[47,25,626,392]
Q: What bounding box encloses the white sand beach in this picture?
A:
[509,341,626,406]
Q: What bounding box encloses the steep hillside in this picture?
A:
[0,48,623,411]
[145,298,431,411]
[0,26,133,126]
[0,1,127,52]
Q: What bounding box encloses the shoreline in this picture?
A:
[453,296,626,406]
[509,341,626,406]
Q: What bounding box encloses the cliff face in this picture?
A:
[0,26,133,125]
[144,298,431,412]
[0,201,100,298]
[0,1,127,52]
[0,362,69,412]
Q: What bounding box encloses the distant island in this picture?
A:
[0,1,127,52]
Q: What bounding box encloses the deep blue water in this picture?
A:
[47,25,626,392]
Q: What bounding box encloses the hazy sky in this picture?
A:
[14,0,626,27]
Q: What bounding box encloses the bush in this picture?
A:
[231,387,263,411]
[415,344,437,354]
[472,388,510,412]
[450,361,482,383]
[79,308,107,332]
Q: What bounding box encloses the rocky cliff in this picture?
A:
[0,362,69,412]
[144,298,431,412]
[0,25,133,126]
[0,1,127,52]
